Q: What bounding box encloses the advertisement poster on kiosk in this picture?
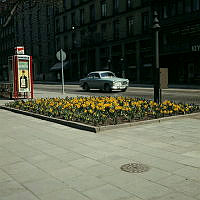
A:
[18,57,30,93]
[0,47,33,99]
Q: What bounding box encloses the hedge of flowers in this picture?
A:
[6,96,200,126]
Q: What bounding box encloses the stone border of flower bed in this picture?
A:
[0,105,200,133]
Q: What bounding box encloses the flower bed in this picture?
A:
[5,96,200,126]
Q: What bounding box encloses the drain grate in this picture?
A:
[120,163,149,173]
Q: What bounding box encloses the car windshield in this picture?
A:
[101,72,116,78]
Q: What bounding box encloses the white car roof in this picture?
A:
[89,71,113,74]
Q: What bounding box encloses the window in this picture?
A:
[71,0,76,8]
[16,21,19,34]
[47,23,50,33]
[90,4,95,22]
[127,17,135,36]
[101,1,107,17]
[63,16,67,31]
[101,72,115,77]
[192,0,200,11]
[93,73,100,78]
[170,1,177,16]
[142,12,149,33]
[185,0,192,13]
[64,36,68,50]
[63,0,67,9]
[36,10,40,22]
[22,17,25,31]
[101,23,107,39]
[38,44,42,56]
[113,20,119,40]
[47,6,50,16]
[80,8,84,25]
[56,19,60,33]
[29,14,32,24]
[72,32,76,47]
[38,26,41,41]
[47,42,51,55]
[177,0,184,14]
[127,0,134,9]
[163,4,168,18]
[71,12,75,26]
[56,38,61,50]
[113,0,119,14]
[80,0,85,5]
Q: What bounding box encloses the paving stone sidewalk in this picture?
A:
[0,90,200,200]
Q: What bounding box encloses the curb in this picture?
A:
[1,105,200,133]
[0,105,98,133]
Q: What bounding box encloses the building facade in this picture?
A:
[1,0,200,84]
[14,1,56,81]
[0,0,56,81]
[0,1,15,81]
[152,0,200,84]
[55,0,153,83]
[55,0,200,84]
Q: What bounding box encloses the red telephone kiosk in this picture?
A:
[9,47,34,99]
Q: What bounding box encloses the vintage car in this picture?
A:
[80,71,129,92]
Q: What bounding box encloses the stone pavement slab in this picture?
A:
[1,103,200,199]
[82,184,133,200]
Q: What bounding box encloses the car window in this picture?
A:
[101,72,115,78]
[87,73,100,78]
[87,73,94,78]
[93,73,100,78]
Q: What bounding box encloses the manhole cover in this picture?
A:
[120,163,149,173]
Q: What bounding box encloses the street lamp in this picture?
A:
[107,58,111,70]
[152,11,161,104]
[120,57,125,78]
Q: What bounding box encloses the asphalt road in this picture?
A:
[34,83,200,104]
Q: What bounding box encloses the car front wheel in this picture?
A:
[82,83,90,91]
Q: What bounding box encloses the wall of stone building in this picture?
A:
[54,0,153,82]
[14,3,56,81]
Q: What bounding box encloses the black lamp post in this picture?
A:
[107,58,111,70]
[152,11,161,104]
[120,57,125,78]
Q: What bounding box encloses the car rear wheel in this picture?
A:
[104,84,111,92]
[83,83,90,91]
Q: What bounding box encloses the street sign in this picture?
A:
[56,49,66,94]
[56,49,66,61]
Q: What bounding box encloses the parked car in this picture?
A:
[80,71,129,92]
